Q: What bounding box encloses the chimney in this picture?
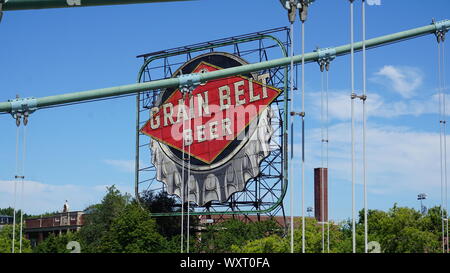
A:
[314,168,328,223]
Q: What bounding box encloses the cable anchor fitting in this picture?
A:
[279,0,314,23]
[351,93,367,101]
[315,47,336,72]
[8,96,38,127]
[433,19,450,43]
[299,0,314,23]
[290,111,305,117]
[279,0,301,24]
[178,73,202,94]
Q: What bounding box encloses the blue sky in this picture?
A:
[0,0,449,221]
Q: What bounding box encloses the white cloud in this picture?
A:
[367,0,381,5]
[103,159,135,173]
[304,122,444,196]
[0,180,133,215]
[372,65,423,98]
[307,90,445,122]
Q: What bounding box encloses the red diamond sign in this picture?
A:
[140,61,281,164]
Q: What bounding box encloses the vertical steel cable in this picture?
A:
[362,0,368,254]
[301,19,306,254]
[438,41,445,253]
[326,69,330,253]
[180,94,186,253]
[288,21,295,254]
[321,67,325,253]
[19,125,27,253]
[187,98,191,254]
[12,125,19,253]
[135,94,140,208]
[349,0,356,254]
[442,39,449,253]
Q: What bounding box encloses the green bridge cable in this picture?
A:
[1,0,191,11]
[1,20,449,114]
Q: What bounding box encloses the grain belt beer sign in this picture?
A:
[141,52,281,206]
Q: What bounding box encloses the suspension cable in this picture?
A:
[326,68,330,253]
[300,16,306,255]
[281,0,301,254]
[441,37,449,254]
[362,0,368,254]
[187,93,192,254]
[19,125,27,253]
[317,45,334,253]
[349,0,357,254]
[438,40,445,253]
[320,64,325,253]
[288,20,295,254]
[12,125,19,253]
[180,93,186,254]
[444,38,449,254]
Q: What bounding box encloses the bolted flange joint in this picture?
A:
[290,111,305,117]
[315,47,336,72]
[178,73,202,94]
[433,19,450,43]
[8,96,38,127]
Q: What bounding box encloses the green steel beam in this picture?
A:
[1,0,191,11]
[1,19,449,114]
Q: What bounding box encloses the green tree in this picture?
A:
[77,185,131,252]
[289,217,347,253]
[339,205,443,253]
[0,207,31,222]
[106,202,169,253]
[140,191,181,238]
[77,186,170,253]
[373,205,441,253]
[33,231,79,253]
[0,224,32,253]
[194,219,282,253]
[231,235,289,253]
[229,217,347,253]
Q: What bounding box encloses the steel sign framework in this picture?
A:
[135,28,292,222]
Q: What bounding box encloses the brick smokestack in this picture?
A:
[314,168,328,223]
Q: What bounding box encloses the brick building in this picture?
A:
[24,211,85,247]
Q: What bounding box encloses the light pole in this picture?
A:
[307,207,313,218]
[417,193,427,215]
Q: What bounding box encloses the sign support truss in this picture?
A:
[135,27,292,225]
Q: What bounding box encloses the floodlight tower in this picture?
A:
[307,207,313,217]
[417,193,427,215]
